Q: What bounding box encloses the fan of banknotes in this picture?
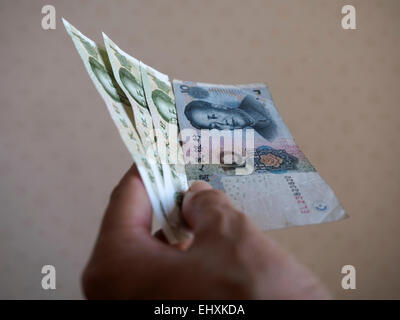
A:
[63,19,347,244]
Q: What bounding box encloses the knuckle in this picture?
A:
[190,189,228,209]
[214,210,251,238]
[208,209,230,234]
[232,211,252,236]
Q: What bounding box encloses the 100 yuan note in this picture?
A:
[173,80,347,230]
[62,19,181,243]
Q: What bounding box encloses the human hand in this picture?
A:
[82,164,331,299]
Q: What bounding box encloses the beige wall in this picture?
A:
[0,0,399,299]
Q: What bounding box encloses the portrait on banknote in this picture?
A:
[183,94,277,141]
[118,67,147,108]
[151,89,177,123]
[88,56,124,102]
[71,31,123,103]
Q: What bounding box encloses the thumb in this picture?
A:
[182,181,242,238]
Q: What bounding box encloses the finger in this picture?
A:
[182,181,213,210]
[100,164,153,235]
[188,180,213,193]
[87,165,183,278]
[182,181,241,236]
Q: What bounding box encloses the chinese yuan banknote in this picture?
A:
[63,19,189,243]
[64,19,346,243]
[173,80,347,230]
[102,34,190,241]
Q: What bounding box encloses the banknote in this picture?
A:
[102,34,190,240]
[63,19,187,243]
[102,33,157,160]
[64,19,346,237]
[140,63,189,215]
[173,80,347,230]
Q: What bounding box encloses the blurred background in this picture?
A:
[0,0,399,299]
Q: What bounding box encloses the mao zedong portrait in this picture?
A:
[118,67,147,108]
[184,95,277,141]
[88,56,129,105]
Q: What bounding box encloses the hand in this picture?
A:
[82,164,331,299]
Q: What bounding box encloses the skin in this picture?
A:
[82,164,331,299]
[189,104,254,130]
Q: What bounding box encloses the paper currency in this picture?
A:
[102,35,167,209]
[102,34,190,240]
[140,64,188,190]
[173,80,347,230]
[64,20,346,240]
[140,63,189,223]
[63,19,188,243]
